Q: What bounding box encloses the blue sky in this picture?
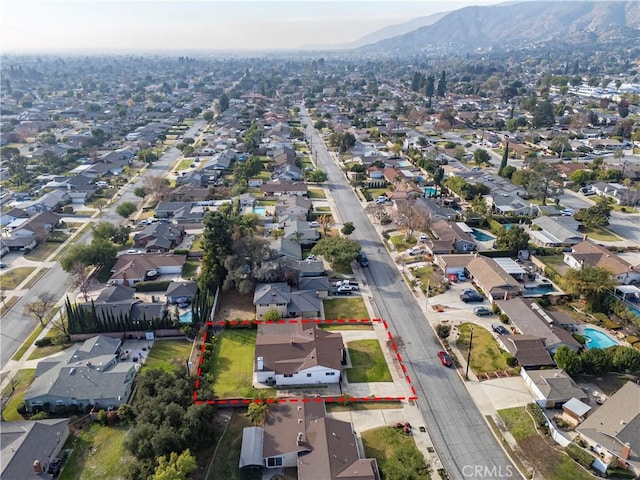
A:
[1,0,505,53]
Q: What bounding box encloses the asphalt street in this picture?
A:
[0,120,206,368]
[301,108,518,480]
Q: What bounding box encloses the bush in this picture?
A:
[16,403,27,415]
[572,334,586,345]
[62,205,74,214]
[606,467,636,479]
[173,249,189,254]
[499,314,510,324]
[35,338,53,347]
[30,411,50,420]
[97,409,107,425]
[133,280,171,292]
[435,323,451,339]
[504,354,517,368]
[526,403,548,432]
[565,443,595,470]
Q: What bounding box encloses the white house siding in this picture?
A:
[275,365,340,386]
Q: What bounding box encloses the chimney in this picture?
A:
[297,432,304,445]
[257,356,263,371]
[621,443,631,461]
[290,338,294,345]
[33,460,43,474]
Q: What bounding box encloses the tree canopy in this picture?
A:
[495,226,530,252]
[311,237,361,268]
[563,265,615,312]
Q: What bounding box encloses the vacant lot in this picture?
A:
[210,329,256,398]
[215,292,255,322]
[60,424,130,480]
[346,339,392,383]
[0,267,35,289]
[323,297,370,321]
[362,426,430,480]
[144,340,193,373]
[457,323,515,375]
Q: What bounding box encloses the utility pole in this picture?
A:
[465,327,474,380]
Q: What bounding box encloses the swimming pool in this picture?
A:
[524,284,557,296]
[179,311,193,323]
[471,228,495,242]
[424,187,437,197]
[629,304,640,318]
[583,328,618,350]
[253,206,267,217]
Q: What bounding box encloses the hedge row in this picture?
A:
[565,443,595,470]
[133,280,172,292]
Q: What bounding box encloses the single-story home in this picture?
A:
[564,241,640,285]
[425,219,476,254]
[466,255,524,301]
[109,253,186,286]
[529,216,583,248]
[253,282,322,319]
[520,368,588,408]
[165,281,198,304]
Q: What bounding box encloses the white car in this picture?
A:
[375,196,388,204]
[561,209,574,216]
[419,233,428,242]
[308,221,321,228]
[126,249,140,254]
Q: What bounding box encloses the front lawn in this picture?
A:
[60,423,130,480]
[409,265,444,295]
[0,267,35,289]
[144,340,193,373]
[346,340,392,383]
[457,323,515,375]
[210,329,257,398]
[1,369,36,421]
[326,401,401,413]
[25,241,63,261]
[498,407,537,441]
[207,411,261,480]
[323,297,370,320]
[307,188,326,199]
[362,426,430,479]
[579,226,621,242]
[390,233,417,252]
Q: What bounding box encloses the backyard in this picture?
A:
[60,423,130,480]
[498,407,596,480]
[323,297,370,321]
[207,412,261,480]
[456,323,516,375]
[346,339,392,383]
[143,339,193,373]
[362,426,430,479]
[538,255,571,276]
[209,329,257,398]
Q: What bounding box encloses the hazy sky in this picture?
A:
[1,0,505,53]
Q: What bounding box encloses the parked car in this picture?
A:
[457,272,467,281]
[409,246,424,256]
[333,287,353,296]
[561,209,574,216]
[308,221,320,227]
[492,324,509,335]
[0,262,6,268]
[437,350,453,367]
[419,233,428,242]
[126,249,140,254]
[335,280,359,290]
[473,306,492,316]
[47,459,61,476]
[447,273,459,283]
[358,251,369,267]
[375,196,388,204]
[460,290,484,303]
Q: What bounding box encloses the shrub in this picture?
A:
[526,403,548,432]
[499,314,510,324]
[435,323,451,339]
[565,443,595,470]
[16,403,27,415]
[34,338,53,347]
[572,334,586,345]
[606,467,636,479]
[133,280,171,292]
[173,249,189,254]
[504,354,517,368]
[62,205,74,214]
[97,409,107,425]
[30,411,50,420]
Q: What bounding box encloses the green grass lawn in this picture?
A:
[539,255,571,275]
[314,206,331,212]
[60,424,130,480]
[25,242,63,261]
[580,226,621,242]
[182,260,199,279]
[326,401,401,412]
[323,297,370,320]
[307,188,326,199]
[457,323,514,374]
[210,329,257,398]
[498,407,537,441]
[362,426,430,480]
[1,369,36,421]
[144,340,193,373]
[390,233,417,252]
[191,234,203,251]
[409,266,442,295]
[319,323,373,331]
[11,324,43,361]
[346,340,392,383]
[175,158,193,170]
[0,267,35,289]
[207,411,261,480]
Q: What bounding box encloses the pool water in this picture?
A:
[253,207,267,217]
[583,328,618,349]
[179,311,193,323]
[524,284,557,296]
[629,304,640,318]
[424,187,437,197]
[471,228,495,242]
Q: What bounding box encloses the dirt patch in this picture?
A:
[214,292,255,322]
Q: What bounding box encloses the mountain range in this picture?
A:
[356,1,640,54]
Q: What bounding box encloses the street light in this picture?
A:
[465,327,474,381]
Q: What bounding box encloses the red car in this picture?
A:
[437,351,453,367]
[447,273,458,283]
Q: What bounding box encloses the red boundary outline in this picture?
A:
[192,318,418,404]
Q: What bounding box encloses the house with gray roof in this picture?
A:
[485,192,534,216]
[270,238,302,260]
[414,197,459,221]
[133,223,184,252]
[24,335,136,413]
[521,368,588,408]
[466,255,524,301]
[253,282,322,319]
[1,419,70,480]
[283,220,320,246]
[239,399,379,479]
[425,219,476,254]
[576,382,640,477]
[530,216,583,247]
[254,323,344,386]
[165,281,198,304]
[499,335,554,368]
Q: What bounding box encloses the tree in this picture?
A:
[532,100,555,128]
[23,292,57,327]
[554,346,582,375]
[618,99,629,118]
[570,170,593,185]
[311,237,361,268]
[393,201,430,240]
[436,70,447,98]
[199,211,233,294]
[143,175,170,203]
[495,226,529,252]
[498,143,509,176]
[564,265,616,312]
[246,391,271,425]
[550,135,571,157]
[505,118,519,132]
[218,93,229,113]
[452,145,466,162]
[424,75,435,108]
[341,222,355,236]
[116,202,137,218]
[574,197,612,228]
[317,214,334,236]
[202,110,214,122]
[137,149,158,164]
[382,440,429,480]
[581,348,612,375]
[92,221,118,241]
[307,169,327,183]
[152,450,197,480]
[70,262,99,302]
[611,346,640,373]
[527,159,563,204]
[473,148,490,166]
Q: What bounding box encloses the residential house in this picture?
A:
[530,216,584,248]
[1,419,70,480]
[485,192,534,216]
[273,164,302,182]
[239,399,379,479]
[297,277,330,298]
[465,255,524,301]
[133,223,185,252]
[500,335,555,368]
[275,196,312,221]
[270,238,302,261]
[238,193,257,207]
[562,398,592,426]
[253,282,322,319]
[414,197,460,221]
[109,253,186,286]
[209,150,235,170]
[80,285,166,325]
[592,182,640,206]
[520,368,588,408]
[425,219,476,254]
[254,323,344,386]
[283,257,326,278]
[24,336,136,413]
[20,190,69,213]
[283,220,320,246]
[564,241,640,285]
[261,182,308,197]
[165,281,198,304]
[496,298,581,355]
[3,211,61,242]
[576,382,640,477]
[433,254,476,277]
[154,202,193,219]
